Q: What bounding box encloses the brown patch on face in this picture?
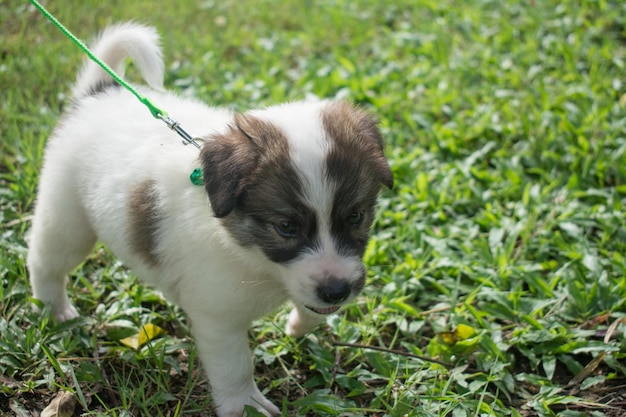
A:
[200,113,293,218]
[200,103,392,265]
[321,101,393,257]
[128,180,161,266]
[200,113,322,263]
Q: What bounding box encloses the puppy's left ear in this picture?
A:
[369,131,394,190]
[199,115,260,217]
[323,101,394,190]
[352,108,394,190]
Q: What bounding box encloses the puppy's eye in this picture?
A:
[347,211,364,226]
[275,221,298,238]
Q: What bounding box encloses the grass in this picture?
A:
[1,0,626,416]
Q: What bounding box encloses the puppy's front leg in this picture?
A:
[286,305,326,338]
[191,318,280,417]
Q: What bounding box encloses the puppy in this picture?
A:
[28,23,393,417]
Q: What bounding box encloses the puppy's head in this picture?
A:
[200,100,393,315]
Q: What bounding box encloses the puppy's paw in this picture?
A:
[285,306,323,338]
[285,307,306,338]
[32,282,79,322]
[53,303,79,322]
[38,293,79,322]
[215,388,280,417]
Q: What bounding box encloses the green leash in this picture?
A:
[30,0,205,185]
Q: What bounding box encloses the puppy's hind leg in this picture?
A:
[27,187,96,322]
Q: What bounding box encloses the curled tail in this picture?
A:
[72,22,164,100]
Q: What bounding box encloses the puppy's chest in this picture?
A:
[172,267,288,321]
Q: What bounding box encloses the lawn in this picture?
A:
[2,0,626,416]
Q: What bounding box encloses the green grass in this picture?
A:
[2,0,626,416]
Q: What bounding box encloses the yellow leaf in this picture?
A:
[455,324,475,340]
[438,324,476,346]
[120,323,166,350]
[438,331,457,346]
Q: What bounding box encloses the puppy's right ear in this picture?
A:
[199,114,260,217]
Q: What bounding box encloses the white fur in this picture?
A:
[28,24,374,417]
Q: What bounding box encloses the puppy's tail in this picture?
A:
[72,22,164,100]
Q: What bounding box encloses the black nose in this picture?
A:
[317,278,351,304]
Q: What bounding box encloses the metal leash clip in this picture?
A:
[158,114,202,149]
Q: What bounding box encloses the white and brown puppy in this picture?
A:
[28,23,392,417]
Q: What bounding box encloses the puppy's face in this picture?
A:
[201,101,393,315]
